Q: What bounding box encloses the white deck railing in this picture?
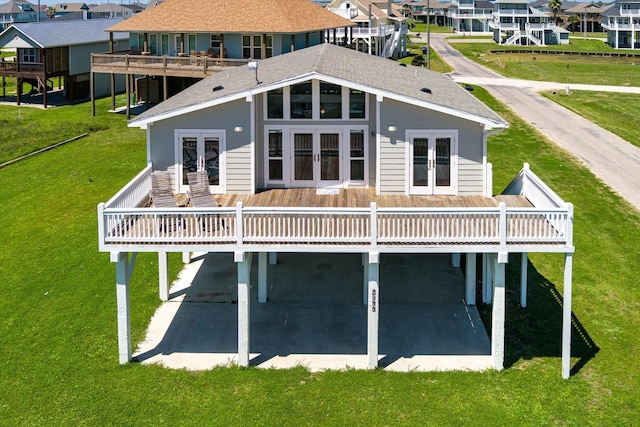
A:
[98,201,572,249]
[98,164,573,251]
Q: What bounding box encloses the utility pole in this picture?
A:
[427,0,431,69]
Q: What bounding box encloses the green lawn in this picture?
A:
[410,22,453,34]
[452,39,640,86]
[399,45,453,73]
[0,95,639,424]
[542,90,640,149]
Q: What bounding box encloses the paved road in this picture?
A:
[424,34,640,211]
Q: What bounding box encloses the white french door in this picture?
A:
[176,131,224,194]
[408,131,457,195]
[291,129,342,187]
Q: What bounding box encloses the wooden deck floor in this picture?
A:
[208,188,532,209]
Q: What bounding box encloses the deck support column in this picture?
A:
[158,251,169,301]
[451,253,461,268]
[113,252,131,364]
[110,73,116,111]
[491,256,506,371]
[482,253,493,303]
[520,252,528,308]
[268,252,277,265]
[125,72,130,119]
[258,252,267,303]
[182,251,191,264]
[367,252,380,369]
[362,253,368,305]
[90,70,95,116]
[562,253,573,379]
[236,251,252,367]
[465,253,476,305]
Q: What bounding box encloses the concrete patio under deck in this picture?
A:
[133,252,492,372]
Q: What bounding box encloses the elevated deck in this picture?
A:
[98,166,574,254]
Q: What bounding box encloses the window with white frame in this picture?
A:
[266,82,367,121]
[242,34,272,59]
[21,48,36,63]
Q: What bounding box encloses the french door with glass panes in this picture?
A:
[408,131,457,195]
[176,131,224,194]
[291,129,342,187]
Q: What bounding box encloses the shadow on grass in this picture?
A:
[476,254,599,375]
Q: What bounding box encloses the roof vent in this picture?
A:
[212,85,224,92]
[399,63,407,67]
[420,87,432,94]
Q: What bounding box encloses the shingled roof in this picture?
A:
[130,43,507,131]
[106,0,354,34]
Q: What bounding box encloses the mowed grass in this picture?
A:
[0,97,128,164]
[399,44,454,73]
[0,94,639,424]
[452,39,640,86]
[541,90,640,149]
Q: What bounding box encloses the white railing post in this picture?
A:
[370,202,378,248]
[498,202,508,262]
[97,203,106,251]
[565,203,574,247]
[236,201,244,247]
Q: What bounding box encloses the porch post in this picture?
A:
[258,252,267,303]
[114,252,131,364]
[158,251,169,301]
[367,252,380,369]
[182,251,191,264]
[363,253,368,305]
[520,252,528,308]
[465,253,476,305]
[90,70,95,116]
[236,251,252,367]
[125,73,130,119]
[268,252,278,265]
[562,252,573,379]
[110,73,116,112]
[491,257,506,371]
[451,253,461,268]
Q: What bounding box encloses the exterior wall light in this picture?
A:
[387,125,397,132]
[234,126,243,132]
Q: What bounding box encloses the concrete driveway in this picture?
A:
[425,33,640,211]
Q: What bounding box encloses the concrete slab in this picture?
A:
[133,252,492,372]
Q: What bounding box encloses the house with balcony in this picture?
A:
[97,43,576,377]
[489,0,567,46]
[92,3,142,20]
[0,18,128,107]
[0,0,45,29]
[601,0,640,49]
[52,2,89,17]
[90,0,353,118]
[448,0,494,33]
[325,0,408,58]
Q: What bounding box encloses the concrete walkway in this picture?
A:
[425,33,640,211]
[134,252,492,372]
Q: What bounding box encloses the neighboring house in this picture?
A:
[90,0,353,117]
[489,0,568,45]
[404,0,453,27]
[565,2,609,32]
[448,0,494,33]
[91,3,140,20]
[602,0,640,48]
[52,2,89,17]
[0,0,46,29]
[0,18,128,107]
[325,0,409,58]
[97,44,576,377]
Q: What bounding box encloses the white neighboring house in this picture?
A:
[601,0,640,49]
[449,0,494,33]
[489,0,567,46]
[326,0,408,58]
[97,43,576,378]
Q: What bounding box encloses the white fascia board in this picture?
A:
[316,73,509,131]
[129,73,320,129]
[3,26,42,48]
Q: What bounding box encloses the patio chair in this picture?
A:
[151,171,177,207]
[186,171,218,207]
[187,171,221,233]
